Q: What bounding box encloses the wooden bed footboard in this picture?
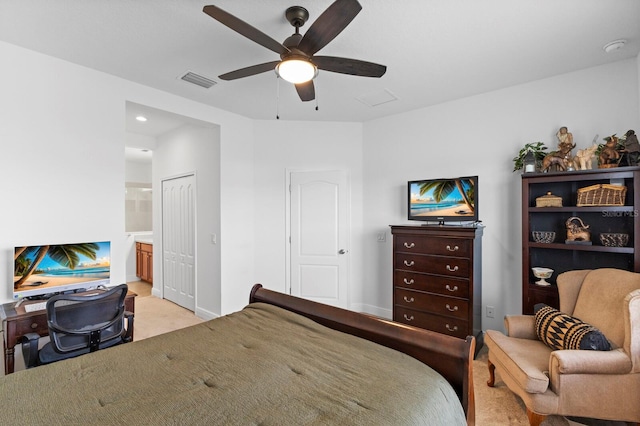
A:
[250,284,475,426]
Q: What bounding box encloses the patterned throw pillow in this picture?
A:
[534,304,611,351]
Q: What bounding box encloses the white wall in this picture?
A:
[0,41,255,314]
[125,160,152,183]
[251,120,364,306]
[362,59,640,330]
[2,39,638,329]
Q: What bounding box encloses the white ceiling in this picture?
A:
[1,0,638,125]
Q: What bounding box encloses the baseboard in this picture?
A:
[195,307,218,321]
[351,303,392,320]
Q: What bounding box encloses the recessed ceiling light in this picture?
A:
[603,39,626,53]
[135,115,148,122]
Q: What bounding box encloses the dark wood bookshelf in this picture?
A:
[521,166,640,314]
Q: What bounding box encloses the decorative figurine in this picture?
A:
[541,141,575,172]
[598,134,621,168]
[556,126,574,150]
[572,144,598,170]
[619,129,640,166]
[565,216,591,244]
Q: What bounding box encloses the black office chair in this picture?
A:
[21,284,134,368]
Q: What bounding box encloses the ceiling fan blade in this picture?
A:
[297,0,362,56]
[295,80,315,102]
[314,56,386,77]
[203,5,290,55]
[219,61,281,81]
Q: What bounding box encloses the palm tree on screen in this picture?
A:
[419,178,475,214]
[14,243,100,289]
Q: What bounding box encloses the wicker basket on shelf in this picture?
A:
[576,184,626,206]
[535,192,562,207]
[599,233,629,247]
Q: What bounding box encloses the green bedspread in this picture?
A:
[0,302,466,425]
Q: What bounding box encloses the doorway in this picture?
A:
[288,170,350,308]
[125,101,220,317]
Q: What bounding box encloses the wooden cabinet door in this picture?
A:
[135,243,142,278]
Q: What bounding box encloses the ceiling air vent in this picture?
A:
[179,71,217,89]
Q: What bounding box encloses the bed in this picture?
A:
[0,284,475,425]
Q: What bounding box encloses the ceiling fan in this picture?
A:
[203,0,387,102]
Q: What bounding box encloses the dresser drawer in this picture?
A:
[394,254,469,278]
[6,316,48,344]
[394,271,469,298]
[394,288,468,320]
[394,306,469,339]
[394,235,471,257]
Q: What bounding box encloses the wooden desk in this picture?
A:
[1,291,136,375]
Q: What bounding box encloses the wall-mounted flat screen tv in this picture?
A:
[13,241,111,300]
[408,176,478,224]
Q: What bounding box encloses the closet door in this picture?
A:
[162,174,196,311]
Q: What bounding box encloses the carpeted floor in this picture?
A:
[127,281,204,341]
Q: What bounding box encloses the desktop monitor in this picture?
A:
[13,241,111,300]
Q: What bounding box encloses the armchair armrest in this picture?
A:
[123,310,134,343]
[504,315,537,339]
[550,348,632,376]
[20,332,41,369]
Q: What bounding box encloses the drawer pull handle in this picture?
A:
[403,314,414,321]
[445,304,458,312]
[403,296,415,303]
[404,260,415,267]
[445,324,458,332]
[404,242,415,249]
[31,323,38,329]
[445,284,459,292]
[403,278,415,285]
[446,245,459,252]
[446,265,459,272]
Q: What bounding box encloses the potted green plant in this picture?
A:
[513,142,548,172]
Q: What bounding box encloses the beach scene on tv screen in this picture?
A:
[410,178,475,217]
[13,242,110,293]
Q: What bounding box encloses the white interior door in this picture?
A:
[290,170,349,308]
[162,174,196,311]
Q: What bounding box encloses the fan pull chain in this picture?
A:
[276,76,280,120]
[315,78,319,111]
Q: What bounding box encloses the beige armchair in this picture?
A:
[485,268,640,425]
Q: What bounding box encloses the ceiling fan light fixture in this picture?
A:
[275,59,317,84]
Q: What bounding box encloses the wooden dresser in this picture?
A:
[390,225,483,345]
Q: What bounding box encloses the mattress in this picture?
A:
[0,302,466,425]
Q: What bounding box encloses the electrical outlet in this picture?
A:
[376,232,386,242]
[486,306,495,318]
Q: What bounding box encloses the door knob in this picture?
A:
[338,249,348,254]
